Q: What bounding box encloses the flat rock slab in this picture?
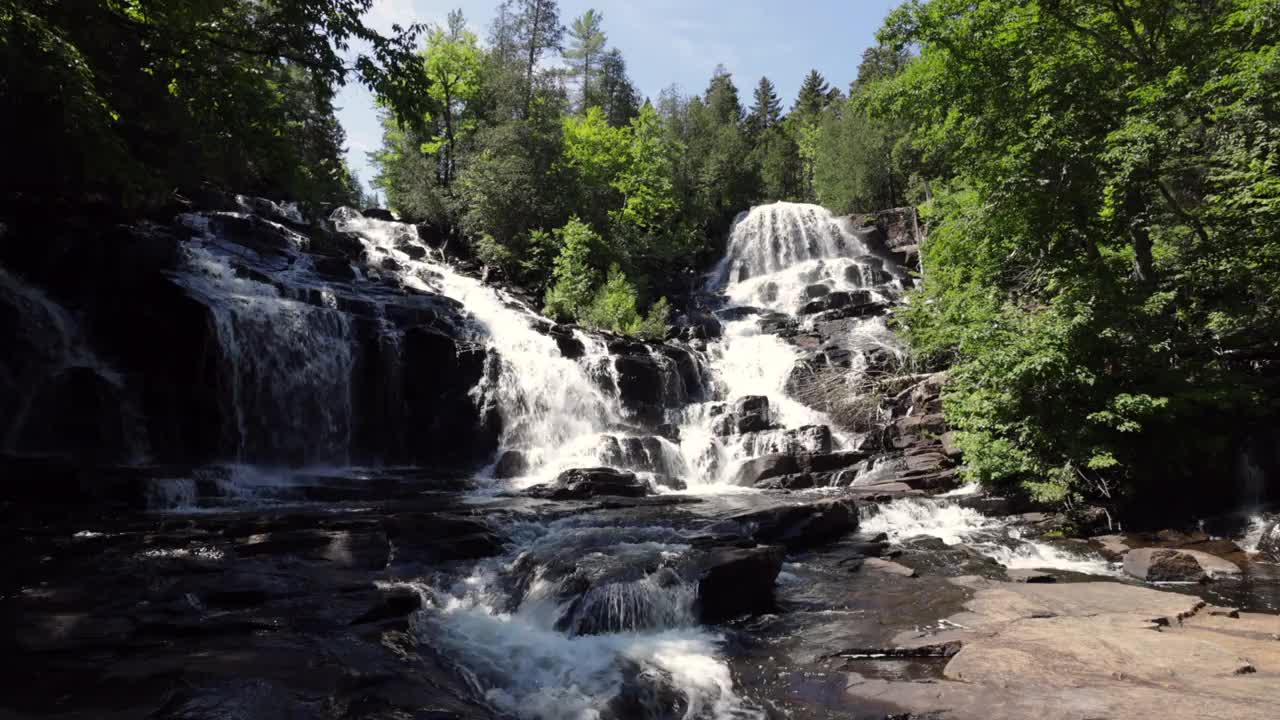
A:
[848,578,1280,720]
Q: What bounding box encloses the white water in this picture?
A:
[173,214,356,465]
[864,497,1119,576]
[335,215,634,486]
[405,517,763,720]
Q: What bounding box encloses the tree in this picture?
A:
[597,48,639,127]
[511,0,564,117]
[564,9,606,111]
[746,76,783,135]
[872,0,1280,518]
[705,65,744,125]
[794,69,832,118]
[2,0,429,203]
[543,217,605,320]
[422,11,484,186]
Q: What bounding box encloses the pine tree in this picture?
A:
[794,69,831,118]
[599,48,639,127]
[512,0,564,117]
[747,76,783,135]
[705,65,743,125]
[564,9,606,112]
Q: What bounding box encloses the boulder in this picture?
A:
[695,545,785,623]
[1123,547,1242,582]
[493,450,528,479]
[803,284,830,299]
[362,208,396,221]
[207,212,297,257]
[728,497,859,550]
[731,454,799,486]
[528,468,650,500]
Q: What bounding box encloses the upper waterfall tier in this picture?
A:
[710,202,904,315]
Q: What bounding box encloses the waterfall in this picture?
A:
[334,215,630,485]
[171,215,356,466]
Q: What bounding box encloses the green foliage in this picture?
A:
[543,218,605,321]
[580,265,671,339]
[564,9,606,110]
[878,0,1280,515]
[2,0,429,204]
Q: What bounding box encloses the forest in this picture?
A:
[3,0,1278,508]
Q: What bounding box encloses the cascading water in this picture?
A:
[674,202,907,488]
[172,214,356,466]
[333,214,632,485]
[862,497,1120,576]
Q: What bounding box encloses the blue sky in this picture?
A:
[338,0,900,195]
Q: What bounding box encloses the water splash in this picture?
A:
[864,497,1118,576]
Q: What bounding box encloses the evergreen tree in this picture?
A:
[511,0,564,117]
[746,76,783,135]
[705,65,744,125]
[598,48,639,127]
[564,9,606,112]
[794,69,832,118]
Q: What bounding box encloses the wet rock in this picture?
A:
[362,208,395,221]
[306,229,365,260]
[695,545,785,623]
[731,453,799,485]
[528,468,650,500]
[207,212,298,257]
[606,663,690,720]
[798,289,876,316]
[729,497,859,550]
[402,244,428,260]
[383,514,503,564]
[312,256,355,281]
[597,435,679,475]
[380,256,403,272]
[493,450,528,479]
[350,586,423,626]
[236,528,390,570]
[151,679,316,720]
[803,283,831,299]
[1123,548,1242,582]
[1257,516,1280,562]
[549,326,585,359]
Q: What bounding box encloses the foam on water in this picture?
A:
[865,497,1118,576]
[405,517,764,720]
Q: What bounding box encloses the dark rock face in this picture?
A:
[0,199,498,471]
[712,395,776,436]
[527,467,651,500]
[611,341,706,426]
[362,207,396,221]
[726,498,860,550]
[695,545,785,623]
